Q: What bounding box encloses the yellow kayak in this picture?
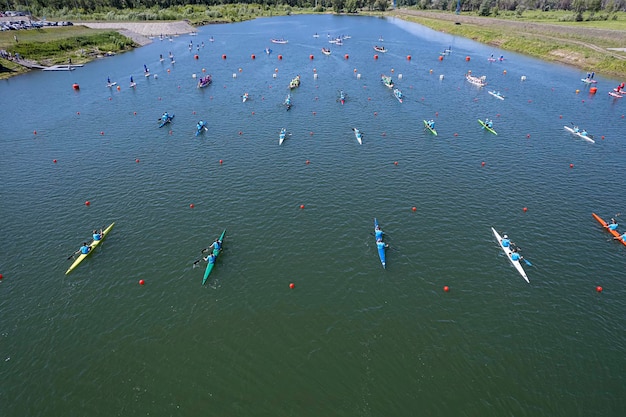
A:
[65,222,115,275]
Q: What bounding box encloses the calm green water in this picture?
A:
[1,14,625,416]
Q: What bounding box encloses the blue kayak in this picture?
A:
[159,114,175,128]
[195,121,207,136]
[374,218,386,269]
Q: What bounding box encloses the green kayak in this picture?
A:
[478,119,498,135]
[203,229,226,285]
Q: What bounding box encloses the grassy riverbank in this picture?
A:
[389,9,626,79]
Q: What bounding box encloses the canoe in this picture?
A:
[107,82,117,88]
[373,46,387,53]
[564,125,594,143]
[66,222,115,275]
[592,213,626,246]
[581,78,597,84]
[352,128,362,145]
[466,74,487,87]
[203,229,226,285]
[478,119,498,135]
[279,128,287,145]
[321,48,331,56]
[491,227,529,283]
[423,120,438,136]
[393,88,403,103]
[381,75,394,89]
[159,114,174,128]
[488,90,505,100]
[289,75,301,89]
[608,91,623,98]
[374,218,386,269]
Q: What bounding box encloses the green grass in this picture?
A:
[0,27,135,65]
[0,57,29,79]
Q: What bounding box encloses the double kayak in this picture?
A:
[352,128,362,145]
[66,223,115,275]
[374,218,386,269]
[279,128,287,145]
[592,213,626,246]
[423,120,438,136]
[195,121,207,136]
[393,88,403,103]
[491,227,529,283]
[564,125,594,143]
[488,90,505,100]
[159,114,174,128]
[478,119,498,135]
[203,229,226,285]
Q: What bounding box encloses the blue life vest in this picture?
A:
[80,245,90,254]
[208,255,216,264]
[213,241,221,251]
[375,230,383,240]
[377,241,385,250]
[511,252,521,261]
[501,238,510,247]
[608,223,619,230]
[93,233,101,241]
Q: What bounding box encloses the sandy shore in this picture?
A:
[79,21,197,45]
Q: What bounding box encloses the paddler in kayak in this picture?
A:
[375,224,384,240]
[510,247,524,262]
[92,228,103,241]
[204,253,216,264]
[427,119,435,129]
[501,234,511,248]
[607,218,619,231]
[209,237,222,252]
[161,112,171,122]
[376,238,388,251]
[80,242,91,254]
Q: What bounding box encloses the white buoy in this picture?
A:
[232,73,237,78]
[439,74,444,80]
[273,73,277,78]
[313,73,318,79]
[357,74,361,79]
[192,73,197,78]
[398,74,403,80]
[521,75,527,81]
[154,74,158,79]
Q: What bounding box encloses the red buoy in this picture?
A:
[412,207,417,212]
[310,54,314,60]
[394,161,398,166]
[305,160,310,165]
[289,283,295,289]
[454,133,458,137]
[526,134,531,138]
[194,54,199,60]
[85,201,90,206]
[443,286,450,292]
[0,274,3,280]
[300,204,305,209]
[374,54,378,60]
[481,161,485,167]
[344,54,349,60]
[53,159,57,163]
[465,56,470,61]
[33,130,37,135]
[135,159,140,163]
[219,159,223,164]
[438,56,443,61]
[72,83,80,90]
[189,204,194,209]
[570,163,574,168]
[278,55,282,60]
[100,131,104,135]
[596,286,603,293]
[222,54,227,59]
[523,207,528,212]
[407,55,411,61]
[139,279,145,286]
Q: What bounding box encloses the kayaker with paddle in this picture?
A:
[607,218,619,231]
[375,224,384,241]
[161,112,171,122]
[92,228,103,241]
[80,242,91,255]
[209,237,222,252]
[510,247,524,262]
[614,231,626,242]
[501,234,511,248]
[376,238,388,251]
[428,120,435,129]
[204,253,216,264]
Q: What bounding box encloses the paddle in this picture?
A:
[66,249,81,260]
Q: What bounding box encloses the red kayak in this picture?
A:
[592,213,626,246]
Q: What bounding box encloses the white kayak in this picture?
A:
[488,90,504,100]
[564,125,594,143]
[279,128,287,145]
[492,227,529,283]
[352,128,362,145]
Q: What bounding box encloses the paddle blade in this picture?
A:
[524,259,532,266]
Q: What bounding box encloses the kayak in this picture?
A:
[242,93,249,103]
[339,90,346,105]
[592,213,626,246]
[423,120,438,136]
[107,82,117,88]
[279,128,287,145]
[581,78,597,84]
[284,94,292,111]
[66,223,115,275]
[491,227,529,283]
[478,119,498,135]
[195,121,207,136]
[393,88,403,103]
[381,75,394,89]
[374,218,386,269]
[352,128,362,145]
[608,91,623,98]
[203,229,226,285]
[159,114,174,128]
[488,90,505,100]
[564,125,594,143]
